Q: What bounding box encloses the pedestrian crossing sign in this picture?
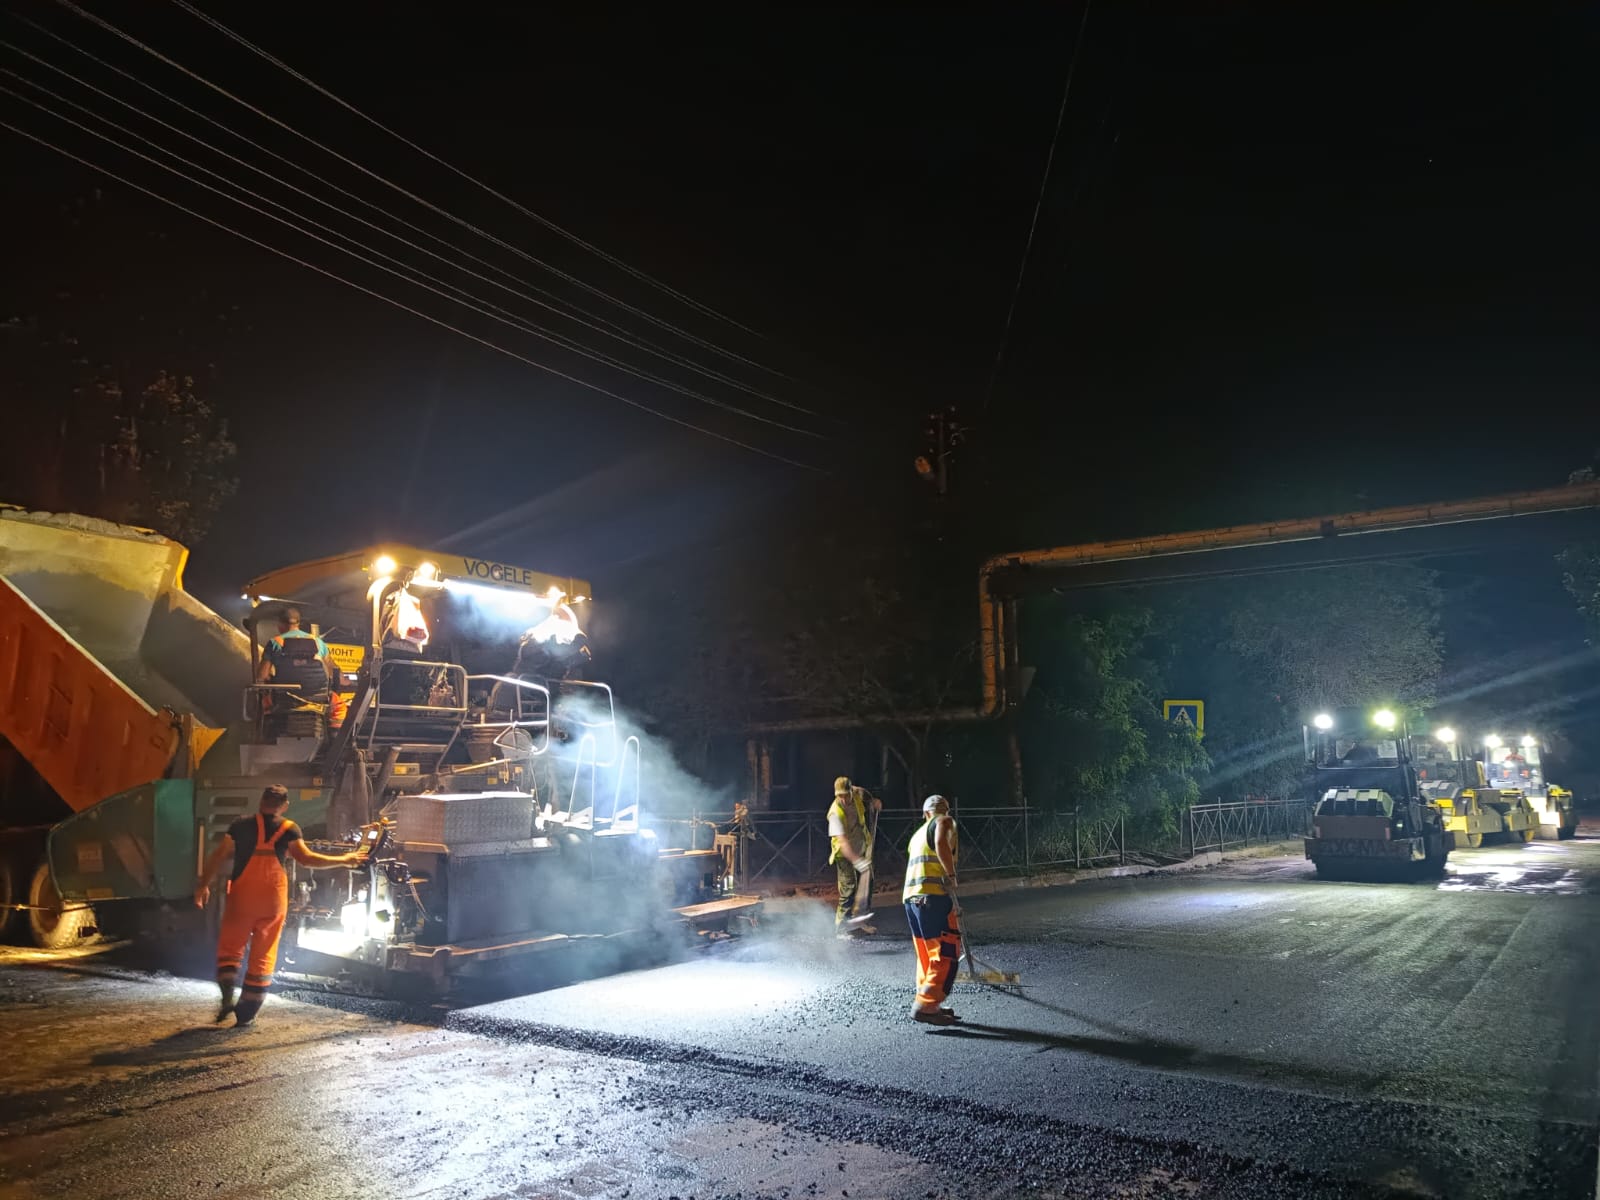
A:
[1163,700,1204,738]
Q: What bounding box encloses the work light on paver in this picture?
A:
[1435,727,1455,744]
[1313,712,1334,730]
[1373,709,1397,730]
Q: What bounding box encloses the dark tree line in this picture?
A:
[0,186,238,543]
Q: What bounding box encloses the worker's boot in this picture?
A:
[233,994,264,1027]
[911,1007,957,1027]
[214,984,236,1024]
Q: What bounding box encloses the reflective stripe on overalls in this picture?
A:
[216,814,293,1008]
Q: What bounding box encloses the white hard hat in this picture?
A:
[922,794,948,813]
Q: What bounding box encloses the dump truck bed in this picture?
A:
[0,508,251,814]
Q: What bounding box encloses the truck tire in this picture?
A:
[1423,839,1450,877]
[25,862,93,950]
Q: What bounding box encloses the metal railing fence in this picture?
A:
[651,797,1307,891]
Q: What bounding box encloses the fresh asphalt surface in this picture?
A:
[2,835,1598,1199]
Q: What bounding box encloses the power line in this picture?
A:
[49,0,794,381]
[170,0,765,340]
[981,0,1093,413]
[0,31,818,419]
[0,74,820,440]
[0,114,823,471]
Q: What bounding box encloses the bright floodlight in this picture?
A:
[1521,735,1536,748]
[372,554,397,576]
[415,560,438,582]
[1435,727,1456,744]
[1313,712,1334,730]
[1484,733,1502,749]
[1372,708,1397,730]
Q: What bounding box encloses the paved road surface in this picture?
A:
[2,837,1597,1199]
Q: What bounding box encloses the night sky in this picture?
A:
[3,2,1600,604]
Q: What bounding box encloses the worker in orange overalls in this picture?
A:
[903,794,961,1027]
[194,785,367,1026]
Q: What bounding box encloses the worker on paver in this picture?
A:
[194,784,367,1026]
[256,606,332,686]
[257,607,336,737]
[903,794,961,1027]
[827,777,879,935]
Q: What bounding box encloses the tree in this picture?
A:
[0,347,237,543]
[1559,466,1600,645]
[1559,544,1600,645]
[1159,565,1444,800]
[1016,603,1206,833]
[0,186,241,543]
[606,472,978,801]
[98,371,238,544]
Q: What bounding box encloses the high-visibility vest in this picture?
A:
[903,816,958,901]
[827,789,868,864]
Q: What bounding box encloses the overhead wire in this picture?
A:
[169,0,765,340]
[981,0,1094,412]
[0,113,822,471]
[0,31,818,419]
[48,0,795,382]
[0,74,820,440]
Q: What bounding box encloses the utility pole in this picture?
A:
[914,405,965,497]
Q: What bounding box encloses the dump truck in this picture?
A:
[1480,732,1576,840]
[0,507,758,990]
[1302,706,1450,880]
[1412,727,1539,848]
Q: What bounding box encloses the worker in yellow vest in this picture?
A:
[903,794,961,1026]
[827,777,880,934]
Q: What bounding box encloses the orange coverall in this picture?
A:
[216,814,294,1022]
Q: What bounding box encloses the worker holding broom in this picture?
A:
[827,777,880,937]
[903,794,961,1026]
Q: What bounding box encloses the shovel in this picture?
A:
[839,796,880,933]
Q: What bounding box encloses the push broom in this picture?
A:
[949,880,1022,990]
